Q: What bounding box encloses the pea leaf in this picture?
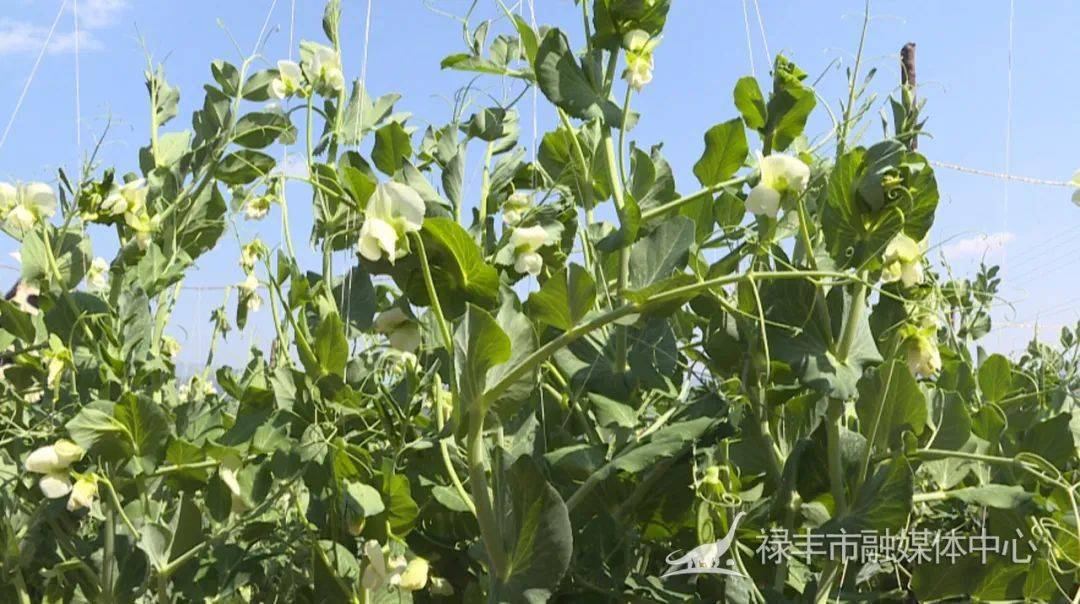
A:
[534,28,627,128]
[420,217,501,310]
[526,264,596,331]
[855,360,927,453]
[314,310,348,378]
[492,456,572,602]
[692,118,748,187]
[215,150,275,185]
[454,304,511,420]
[371,121,412,175]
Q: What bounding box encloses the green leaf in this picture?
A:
[855,360,927,453]
[486,301,539,421]
[733,76,766,130]
[929,391,971,451]
[946,484,1033,509]
[233,112,293,148]
[371,121,412,176]
[829,456,912,533]
[454,304,511,420]
[66,401,127,451]
[420,217,501,309]
[381,471,419,536]
[345,482,385,517]
[331,265,376,331]
[978,353,1012,403]
[534,28,627,127]
[114,395,173,469]
[21,227,92,291]
[314,310,348,378]
[764,281,882,399]
[215,150,275,185]
[493,457,572,602]
[1021,413,1074,469]
[526,264,596,331]
[692,118,748,187]
[628,216,695,290]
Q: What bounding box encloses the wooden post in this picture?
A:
[901,42,917,150]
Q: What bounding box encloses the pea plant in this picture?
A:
[1,1,1078,602]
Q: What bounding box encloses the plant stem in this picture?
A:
[825,399,847,517]
[639,175,749,222]
[836,0,872,157]
[412,233,475,517]
[837,276,868,361]
[601,131,630,372]
[467,410,506,578]
[477,142,495,254]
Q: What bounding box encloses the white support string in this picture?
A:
[751,0,771,66]
[740,0,756,77]
[1001,0,1015,275]
[0,0,70,155]
[527,0,538,186]
[930,160,1071,187]
[73,0,82,151]
[340,0,375,318]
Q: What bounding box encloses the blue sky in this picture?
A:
[0,0,1077,366]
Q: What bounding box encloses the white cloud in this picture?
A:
[79,0,128,30]
[941,231,1015,261]
[0,0,127,56]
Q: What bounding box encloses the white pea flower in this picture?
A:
[358,182,425,264]
[509,225,550,276]
[745,152,811,217]
[238,274,262,312]
[11,281,40,315]
[502,193,531,226]
[26,440,84,498]
[398,558,429,592]
[301,42,345,95]
[66,476,97,511]
[3,182,57,230]
[622,30,659,92]
[881,233,925,288]
[373,307,421,353]
[25,440,85,474]
[39,473,73,499]
[244,195,271,220]
[905,334,941,378]
[362,540,407,590]
[271,60,305,99]
[86,257,108,292]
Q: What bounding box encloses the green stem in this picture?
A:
[467,410,506,578]
[601,132,630,372]
[825,399,847,517]
[639,176,749,222]
[836,0,871,157]
[102,498,115,600]
[412,234,475,517]
[837,277,868,361]
[477,142,495,254]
